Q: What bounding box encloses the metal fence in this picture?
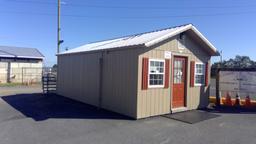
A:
[212,68,256,108]
[0,67,57,84]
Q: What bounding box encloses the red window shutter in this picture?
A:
[205,62,209,86]
[190,61,195,87]
[142,57,149,90]
[164,59,170,88]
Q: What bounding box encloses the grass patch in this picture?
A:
[0,82,42,87]
[0,83,24,87]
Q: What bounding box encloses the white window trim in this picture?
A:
[194,62,205,86]
[148,59,165,88]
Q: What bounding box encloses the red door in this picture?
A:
[172,56,187,108]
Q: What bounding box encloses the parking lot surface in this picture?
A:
[0,86,256,144]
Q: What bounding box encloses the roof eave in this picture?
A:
[190,26,219,56]
[17,56,44,59]
[57,44,146,56]
[0,55,44,59]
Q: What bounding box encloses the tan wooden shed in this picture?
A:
[57,24,219,119]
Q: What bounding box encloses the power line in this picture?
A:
[1,10,256,19]
[7,0,256,10]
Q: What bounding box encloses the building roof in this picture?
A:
[59,24,219,56]
[0,46,44,59]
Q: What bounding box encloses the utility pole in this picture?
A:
[220,50,223,63]
[57,0,61,53]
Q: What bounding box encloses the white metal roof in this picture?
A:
[59,24,218,55]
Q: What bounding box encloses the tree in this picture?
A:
[52,64,57,73]
[212,55,256,69]
[52,64,57,69]
[211,55,256,77]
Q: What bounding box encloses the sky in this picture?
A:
[0,0,256,66]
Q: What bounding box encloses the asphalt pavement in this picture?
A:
[0,85,255,144]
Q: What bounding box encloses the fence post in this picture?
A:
[7,62,11,83]
[216,68,221,106]
[47,73,49,93]
[21,67,24,84]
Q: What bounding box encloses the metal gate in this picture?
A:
[42,73,57,93]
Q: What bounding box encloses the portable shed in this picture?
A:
[57,24,219,119]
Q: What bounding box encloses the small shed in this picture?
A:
[57,24,219,119]
[0,46,44,83]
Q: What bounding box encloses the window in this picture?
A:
[148,59,165,88]
[173,59,184,84]
[195,63,205,86]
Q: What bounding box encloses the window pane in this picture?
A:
[149,74,164,86]
[174,60,183,84]
[159,80,163,85]
[159,68,164,73]
[150,61,154,67]
[196,64,205,74]
[149,60,165,86]
[155,61,159,66]
[150,75,153,79]
[194,63,205,85]
[195,75,205,84]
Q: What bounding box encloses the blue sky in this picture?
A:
[0,0,256,66]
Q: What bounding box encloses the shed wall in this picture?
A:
[57,53,101,106]
[57,49,138,118]
[101,49,138,118]
[136,34,211,119]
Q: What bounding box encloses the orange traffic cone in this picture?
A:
[234,93,241,107]
[245,95,251,108]
[224,92,232,106]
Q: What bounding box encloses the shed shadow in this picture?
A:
[198,85,210,109]
[1,93,131,121]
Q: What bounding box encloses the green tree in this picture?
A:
[212,55,256,69]
[52,64,57,72]
[211,55,256,77]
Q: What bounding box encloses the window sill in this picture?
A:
[194,84,205,87]
[148,85,165,89]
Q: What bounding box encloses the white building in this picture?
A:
[0,46,44,83]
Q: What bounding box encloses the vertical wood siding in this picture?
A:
[190,61,195,87]
[164,59,170,88]
[57,53,101,106]
[136,34,211,119]
[57,48,138,118]
[101,49,138,118]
